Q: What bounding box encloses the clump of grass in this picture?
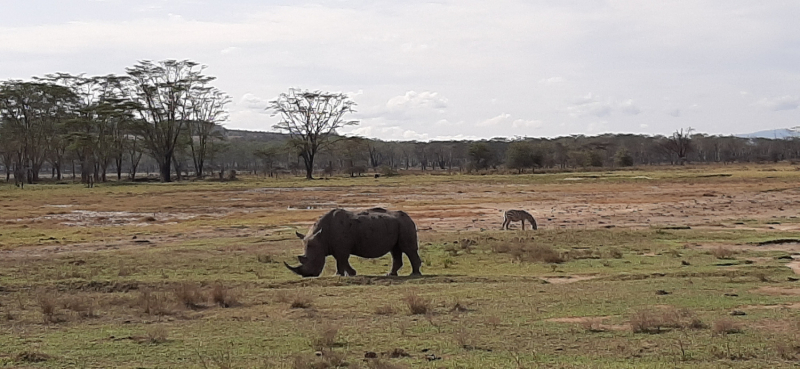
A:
[710,247,737,260]
[580,318,606,333]
[403,292,431,315]
[496,243,565,264]
[607,247,624,259]
[137,289,174,316]
[36,291,60,323]
[286,292,314,309]
[774,340,800,360]
[15,351,51,363]
[256,254,276,263]
[146,325,169,344]
[60,295,97,318]
[630,307,687,334]
[374,304,395,315]
[311,323,339,351]
[210,284,240,308]
[485,315,502,329]
[173,283,205,309]
[712,318,743,336]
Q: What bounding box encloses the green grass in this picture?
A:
[1,165,800,368]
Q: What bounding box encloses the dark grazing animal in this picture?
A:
[502,209,538,230]
[284,208,422,277]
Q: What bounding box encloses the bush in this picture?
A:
[210,284,240,308]
[712,318,742,335]
[403,292,431,315]
[710,247,736,260]
[173,283,206,309]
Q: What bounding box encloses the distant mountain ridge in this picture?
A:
[738,127,800,139]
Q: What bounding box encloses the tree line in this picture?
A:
[3,59,799,184]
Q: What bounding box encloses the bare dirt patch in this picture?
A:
[541,275,599,284]
[751,286,800,296]
[546,316,629,331]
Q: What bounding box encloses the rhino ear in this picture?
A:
[295,231,306,239]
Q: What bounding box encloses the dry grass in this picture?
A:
[710,246,737,260]
[494,243,565,264]
[629,306,697,334]
[607,247,624,259]
[310,323,340,351]
[579,318,606,333]
[712,318,743,335]
[60,295,97,318]
[289,292,315,309]
[36,291,60,323]
[402,292,431,315]
[146,325,169,344]
[15,351,52,363]
[137,289,174,316]
[374,304,395,315]
[173,283,206,309]
[210,283,240,308]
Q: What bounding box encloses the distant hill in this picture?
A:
[223,128,288,142]
[738,128,800,139]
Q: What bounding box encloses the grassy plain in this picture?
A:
[1,164,800,368]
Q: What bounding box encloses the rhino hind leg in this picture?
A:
[406,250,422,276]
[388,249,403,276]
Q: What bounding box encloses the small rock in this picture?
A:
[315,351,323,357]
[681,260,691,266]
[788,277,799,282]
[729,310,746,316]
[724,293,739,297]
[655,290,670,295]
[424,353,441,361]
[364,352,377,359]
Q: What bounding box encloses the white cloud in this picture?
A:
[754,96,800,111]
[669,109,682,117]
[386,91,448,112]
[238,93,269,111]
[477,113,512,127]
[539,77,564,85]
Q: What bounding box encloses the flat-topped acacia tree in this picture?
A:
[268,88,358,179]
[124,60,228,182]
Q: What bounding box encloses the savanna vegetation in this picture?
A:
[1,164,799,368]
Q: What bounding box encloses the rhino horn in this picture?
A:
[295,231,305,239]
[284,262,303,275]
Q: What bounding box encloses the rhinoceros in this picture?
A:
[284,208,422,277]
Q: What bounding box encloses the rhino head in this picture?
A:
[284,229,326,277]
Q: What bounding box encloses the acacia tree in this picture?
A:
[268,89,358,179]
[0,81,77,183]
[124,60,224,182]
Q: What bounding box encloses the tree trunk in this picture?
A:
[159,155,172,182]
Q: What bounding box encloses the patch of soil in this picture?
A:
[751,286,800,296]
[546,316,629,331]
[541,275,598,284]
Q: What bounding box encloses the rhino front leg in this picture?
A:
[335,256,357,276]
[388,249,403,276]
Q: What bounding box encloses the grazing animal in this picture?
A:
[284,207,422,277]
[502,209,538,230]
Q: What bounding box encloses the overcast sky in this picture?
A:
[2,1,799,141]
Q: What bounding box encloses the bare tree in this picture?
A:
[660,127,694,165]
[268,88,358,179]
